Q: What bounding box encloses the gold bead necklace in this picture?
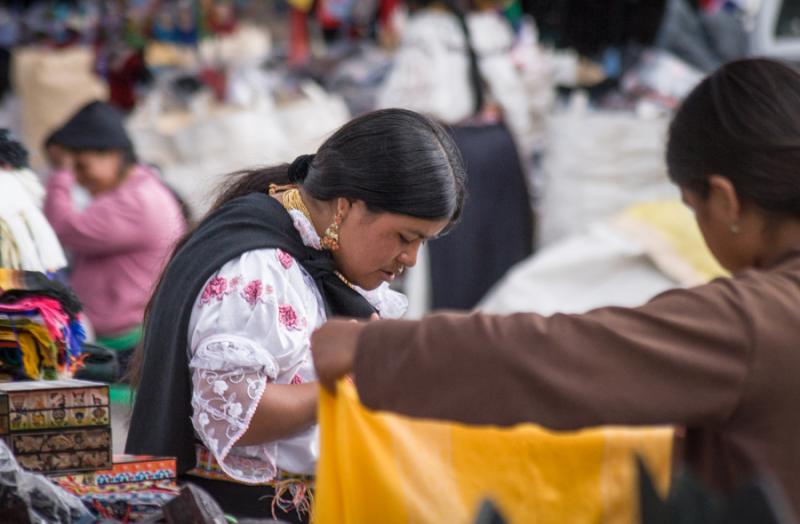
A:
[268,184,354,290]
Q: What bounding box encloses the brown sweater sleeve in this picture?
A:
[354,277,754,429]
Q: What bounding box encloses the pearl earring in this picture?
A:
[730,223,740,234]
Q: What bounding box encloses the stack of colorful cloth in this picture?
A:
[0,269,85,380]
[53,455,180,522]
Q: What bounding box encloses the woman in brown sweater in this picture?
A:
[311,58,800,516]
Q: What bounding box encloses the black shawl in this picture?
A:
[126,192,375,473]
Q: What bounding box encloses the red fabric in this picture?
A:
[317,0,343,30]
[199,68,227,101]
[207,5,238,35]
[698,0,721,10]
[379,0,401,27]
[289,8,311,66]
[108,51,146,112]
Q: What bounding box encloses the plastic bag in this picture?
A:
[0,439,92,524]
[11,46,108,171]
[537,98,678,246]
[621,50,704,109]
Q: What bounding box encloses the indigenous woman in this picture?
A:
[127,109,466,521]
[44,101,186,375]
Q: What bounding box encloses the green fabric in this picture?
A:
[97,326,143,351]
[110,383,132,405]
[503,0,523,25]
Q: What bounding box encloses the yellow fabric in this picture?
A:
[0,331,39,378]
[314,381,673,524]
[287,0,315,11]
[0,321,56,379]
[144,42,198,69]
[615,200,728,286]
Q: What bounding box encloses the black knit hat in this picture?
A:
[46,100,133,152]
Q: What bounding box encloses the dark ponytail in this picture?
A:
[208,156,314,212]
[209,165,290,211]
[444,0,486,115]
[288,154,315,184]
[409,0,486,115]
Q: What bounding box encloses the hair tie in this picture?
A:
[288,154,315,184]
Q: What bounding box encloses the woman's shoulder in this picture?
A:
[191,247,322,340]
[643,253,800,338]
[727,251,800,308]
[210,248,304,282]
[198,248,316,306]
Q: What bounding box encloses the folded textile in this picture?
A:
[0,269,82,317]
[0,319,57,379]
[0,173,67,271]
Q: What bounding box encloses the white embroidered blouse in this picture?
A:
[187,209,407,484]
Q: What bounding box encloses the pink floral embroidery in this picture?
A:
[276,250,294,270]
[241,280,263,307]
[200,277,228,305]
[278,304,301,331]
[198,275,245,307]
[290,374,304,385]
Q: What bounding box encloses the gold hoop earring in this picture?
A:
[321,212,343,251]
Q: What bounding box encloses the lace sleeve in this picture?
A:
[191,336,277,482]
[188,249,322,483]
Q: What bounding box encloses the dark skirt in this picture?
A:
[178,475,310,523]
[428,122,535,310]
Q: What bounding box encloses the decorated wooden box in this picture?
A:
[53,454,177,494]
[0,379,110,433]
[5,426,112,473]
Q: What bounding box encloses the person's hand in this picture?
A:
[47,144,74,172]
[312,319,368,392]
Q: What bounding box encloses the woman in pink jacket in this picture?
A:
[44,101,187,376]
